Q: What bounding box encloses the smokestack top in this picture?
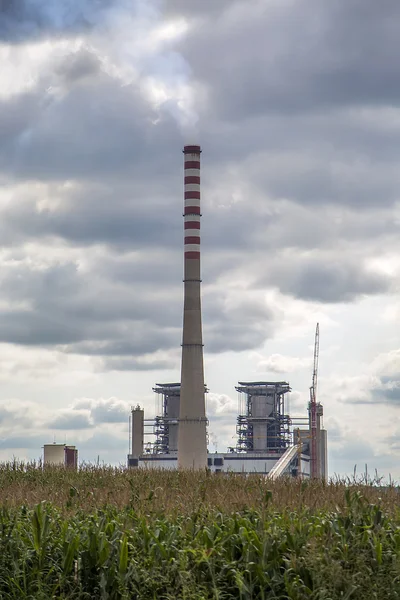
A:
[183,145,201,154]
[184,144,201,257]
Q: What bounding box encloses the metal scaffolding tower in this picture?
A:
[235,382,292,452]
[152,383,181,454]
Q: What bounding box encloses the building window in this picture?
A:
[214,457,224,466]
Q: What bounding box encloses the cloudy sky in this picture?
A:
[1,0,400,479]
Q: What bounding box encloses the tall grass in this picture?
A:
[0,463,399,598]
[0,461,398,515]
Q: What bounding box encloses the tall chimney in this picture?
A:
[177,145,208,469]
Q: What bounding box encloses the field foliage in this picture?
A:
[0,463,399,599]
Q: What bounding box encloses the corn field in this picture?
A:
[0,463,400,599]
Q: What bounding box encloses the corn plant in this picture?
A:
[0,465,400,597]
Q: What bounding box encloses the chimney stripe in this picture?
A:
[185,191,200,200]
[184,176,201,185]
[184,161,200,169]
[184,244,200,252]
[184,169,200,178]
[185,183,200,193]
[184,251,200,259]
[184,236,200,244]
[184,206,201,215]
[184,222,200,230]
[183,145,201,154]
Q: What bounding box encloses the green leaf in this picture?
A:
[119,534,129,575]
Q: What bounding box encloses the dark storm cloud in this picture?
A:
[97,253,181,287]
[163,0,237,18]
[1,0,399,374]
[0,255,280,367]
[1,177,397,261]
[0,68,181,182]
[90,399,128,424]
[55,47,101,83]
[2,18,400,233]
[0,91,44,147]
[0,259,181,363]
[176,0,400,119]
[206,321,267,354]
[263,256,390,303]
[0,189,181,249]
[0,261,182,328]
[0,309,85,346]
[371,376,400,405]
[0,186,273,254]
[0,0,143,43]
[242,151,400,208]
[204,295,277,353]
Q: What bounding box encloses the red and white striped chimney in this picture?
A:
[177,145,208,469]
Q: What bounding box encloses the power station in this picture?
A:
[127,145,328,478]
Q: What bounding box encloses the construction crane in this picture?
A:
[309,323,320,478]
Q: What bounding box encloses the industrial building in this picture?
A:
[43,443,78,469]
[127,145,328,478]
[128,380,326,477]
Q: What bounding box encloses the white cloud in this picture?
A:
[255,353,312,374]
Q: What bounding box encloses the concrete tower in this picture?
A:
[177,145,208,469]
